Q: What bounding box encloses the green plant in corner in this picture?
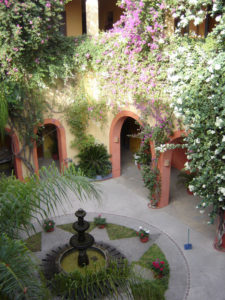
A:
[77,143,112,178]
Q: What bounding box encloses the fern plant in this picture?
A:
[77,143,112,178]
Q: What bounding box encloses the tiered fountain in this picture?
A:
[42,209,126,278]
[58,209,107,274]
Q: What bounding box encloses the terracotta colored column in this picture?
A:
[157,150,173,208]
[86,0,99,35]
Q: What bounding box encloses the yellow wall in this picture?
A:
[99,0,123,31]
[65,0,82,37]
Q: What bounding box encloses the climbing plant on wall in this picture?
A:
[0,0,76,173]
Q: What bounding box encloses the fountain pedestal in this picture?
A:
[70,209,94,267]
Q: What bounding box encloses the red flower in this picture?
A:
[160,268,164,272]
[24,287,28,294]
[141,233,144,237]
[160,261,164,264]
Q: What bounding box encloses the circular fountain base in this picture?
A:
[42,242,126,280]
[58,246,107,274]
[42,242,128,299]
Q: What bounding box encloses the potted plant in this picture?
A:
[94,214,106,229]
[152,259,165,279]
[43,219,55,232]
[136,226,150,242]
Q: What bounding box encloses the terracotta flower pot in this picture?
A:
[140,237,149,243]
[98,224,106,229]
[187,188,193,195]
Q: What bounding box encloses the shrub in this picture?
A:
[77,143,112,178]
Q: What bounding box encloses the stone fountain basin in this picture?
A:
[57,245,109,274]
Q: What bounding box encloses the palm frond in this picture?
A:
[0,234,49,300]
[0,164,101,239]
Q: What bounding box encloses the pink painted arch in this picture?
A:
[5,128,23,181]
[109,111,142,178]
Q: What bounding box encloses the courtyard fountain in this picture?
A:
[58,208,107,274]
[42,209,128,298]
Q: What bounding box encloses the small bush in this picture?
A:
[77,143,112,178]
[130,279,165,300]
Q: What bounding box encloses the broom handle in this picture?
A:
[188,228,190,244]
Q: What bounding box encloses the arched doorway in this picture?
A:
[109,111,142,178]
[0,129,23,180]
[33,119,67,174]
[120,117,141,173]
[37,124,60,169]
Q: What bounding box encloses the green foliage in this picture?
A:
[51,260,131,299]
[57,222,96,234]
[42,219,55,232]
[168,34,225,223]
[0,164,100,239]
[0,164,100,299]
[58,222,137,240]
[135,138,152,166]
[73,35,106,72]
[77,143,112,178]
[0,0,65,79]
[130,242,170,300]
[131,279,165,300]
[106,223,137,240]
[141,165,160,206]
[177,170,196,189]
[66,90,108,151]
[94,214,106,226]
[0,1,78,173]
[135,243,170,292]
[0,234,49,300]
[25,232,42,252]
